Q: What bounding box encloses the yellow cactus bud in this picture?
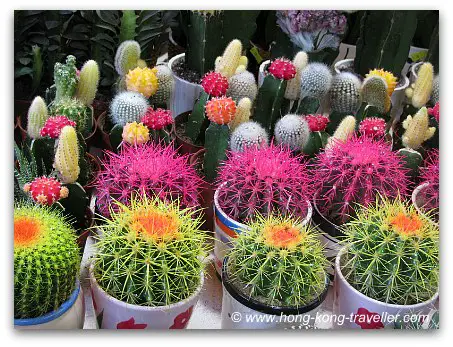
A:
[122,122,150,145]
[54,126,80,184]
[126,67,159,98]
[230,97,252,130]
[215,39,244,79]
[412,63,434,108]
[285,51,309,100]
[366,69,398,96]
[326,115,356,149]
[402,107,436,150]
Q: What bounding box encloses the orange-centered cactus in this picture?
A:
[14,216,42,247]
[205,97,236,125]
[263,222,304,249]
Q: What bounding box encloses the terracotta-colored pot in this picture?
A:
[173,111,204,156]
[95,111,114,152]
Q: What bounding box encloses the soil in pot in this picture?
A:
[172,57,201,84]
[174,111,205,155]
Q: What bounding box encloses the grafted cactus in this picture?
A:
[125,67,159,98]
[26,96,49,139]
[54,126,80,184]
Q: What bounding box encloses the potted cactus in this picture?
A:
[90,195,210,329]
[334,197,439,329]
[221,214,330,329]
[14,203,83,329]
[213,143,313,273]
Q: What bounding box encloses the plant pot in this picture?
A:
[213,182,313,275]
[89,263,203,329]
[412,182,439,227]
[168,53,203,117]
[409,61,424,84]
[174,111,204,156]
[83,152,101,194]
[333,247,439,329]
[333,58,355,75]
[14,282,84,329]
[221,256,329,329]
[405,46,429,78]
[334,44,357,64]
[389,75,410,121]
[257,60,270,88]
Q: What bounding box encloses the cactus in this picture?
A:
[149,65,174,106]
[230,97,252,130]
[326,115,356,151]
[110,91,149,126]
[284,51,309,101]
[226,71,258,103]
[217,143,312,223]
[122,122,150,146]
[274,114,310,151]
[215,39,247,78]
[431,75,439,105]
[354,10,417,77]
[267,58,296,80]
[141,107,173,130]
[40,116,76,139]
[341,197,439,305]
[95,142,203,217]
[201,71,229,97]
[305,114,329,132]
[365,69,398,96]
[226,214,328,307]
[54,126,80,184]
[125,67,159,98]
[359,117,386,140]
[205,96,236,125]
[93,195,209,306]
[23,176,69,206]
[26,96,49,139]
[418,149,439,218]
[50,98,92,135]
[412,63,434,108]
[300,63,332,100]
[313,136,409,224]
[303,114,330,156]
[402,107,436,150]
[114,40,141,76]
[361,75,390,114]
[75,60,99,106]
[14,203,80,318]
[230,121,268,152]
[54,55,78,102]
[428,102,439,123]
[329,72,362,114]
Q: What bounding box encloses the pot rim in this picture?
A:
[395,75,410,91]
[312,190,343,234]
[333,58,355,74]
[222,256,330,316]
[173,111,204,152]
[410,61,424,80]
[335,247,439,309]
[412,182,439,227]
[89,262,204,312]
[14,281,81,326]
[168,53,200,86]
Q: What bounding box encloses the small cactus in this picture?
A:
[215,39,247,78]
[205,97,236,125]
[430,75,439,105]
[50,98,91,134]
[75,60,99,106]
[201,71,229,97]
[274,114,310,151]
[230,121,268,152]
[284,51,309,101]
[412,62,434,108]
[40,115,76,139]
[122,122,150,146]
[53,126,80,184]
[226,71,258,103]
[300,63,332,99]
[329,72,362,114]
[26,96,49,139]
[110,91,149,126]
[305,114,329,132]
[230,97,252,130]
[141,107,173,130]
[365,69,398,96]
[267,58,297,80]
[361,75,390,114]
[359,117,386,139]
[428,102,439,123]
[23,176,69,206]
[114,40,141,76]
[402,107,436,150]
[126,67,159,98]
[418,149,439,219]
[326,115,356,149]
[54,55,78,102]
[149,65,174,105]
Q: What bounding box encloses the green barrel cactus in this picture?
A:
[50,98,93,135]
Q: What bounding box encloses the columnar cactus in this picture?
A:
[326,115,356,149]
[313,136,409,224]
[226,214,328,307]
[23,176,69,206]
[122,122,150,146]
[341,197,439,305]
[274,114,310,151]
[226,71,258,103]
[125,67,159,98]
[300,63,332,100]
[40,116,76,139]
[361,75,390,114]
[93,195,209,306]
[110,91,149,126]
[284,51,308,101]
[114,40,141,76]
[54,55,78,102]
[26,96,49,139]
[149,65,174,106]
[50,98,91,134]
[329,72,362,114]
[75,60,100,106]
[365,69,398,96]
[230,121,268,152]
[402,107,436,150]
[215,39,247,78]
[14,203,80,318]
[53,126,80,184]
[230,97,252,130]
[201,71,229,97]
[359,117,386,139]
[217,143,312,223]
[411,62,434,108]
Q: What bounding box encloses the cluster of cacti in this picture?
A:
[40,115,76,139]
[54,126,80,184]
[114,40,141,76]
[303,114,330,156]
[226,214,328,307]
[23,176,69,206]
[359,117,386,139]
[361,75,390,114]
[341,197,439,305]
[418,149,439,217]
[274,114,310,151]
[366,69,398,96]
[14,203,80,318]
[125,66,159,98]
[230,97,252,130]
[313,136,409,224]
[93,195,209,306]
[217,143,312,223]
[95,142,203,217]
[26,96,49,139]
[50,97,92,134]
[325,115,356,149]
[284,51,308,101]
[226,71,258,103]
[110,91,149,126]
[201,71,229,97]
[230,121,268,153]
[410,63,434,108]
[75,60,100,106]
[54,55,78,102]
[149,65,174,106]
[214,39,247,78]
[329,72,362,114]
[122,122,150,146]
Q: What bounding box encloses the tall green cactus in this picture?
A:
[54,55,78,102]
[354,10,417,77]
[76,60,100,106]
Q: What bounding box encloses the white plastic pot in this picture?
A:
[409,61,424,84]
[412,182,439,227]
[333,58,355,75]
[89,263,203,329]
[333,247,439,329]
[389,75,410,123]
[14,283,84,330]
[258,60,270,87]
[168,53,203,117]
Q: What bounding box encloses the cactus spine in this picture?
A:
[326,115,356,150]
[402,107,436,150]
[215,39,247,78]
[274,114,310,151]
[54,55,78,102]
[50,98,92,134]
[230,97,252,130]
[230,121,268,152]
[284,51,308,101]
[54,126,80,184]
[412,63,434,108]
[110,91,149,126]
[226,71,258,103]
[76,60,100,106]
[300,63,332,100]
[26,96,49,139]
[114,40,141,76]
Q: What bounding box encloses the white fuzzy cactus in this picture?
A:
[274,114,310,151]
[26,96,49,139]
[300,63,332,99]
[329,72,362,113]
[110,91,149,126]
[150,65,175,105]
[284,51,308,101]
[230,121,269,152]
[114,40,141,76]
[227,71,258,103]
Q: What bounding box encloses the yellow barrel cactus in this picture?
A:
[126,67,159,98]
[122,122,150,146]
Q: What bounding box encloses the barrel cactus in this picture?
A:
[329,72,362,114]
[365,69,398,96]
[359,117,386,140]
[430,75,439,105]
[417,149,439,220]
[226,71,258,103]
[361,75,390,114]
[149,65,174,105]
[50,98,92,134]
[126,67,159,99]
[122,122,150,146]
[110,91,149,126]
[274,114,310,151]
[300,63,332,99]
[230,121,268,153]
[115,40,141,76]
